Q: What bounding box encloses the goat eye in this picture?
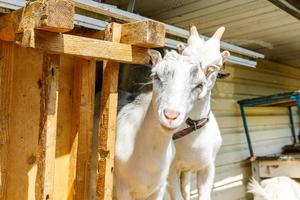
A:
[151,73,160,81]
[195,83,203,89]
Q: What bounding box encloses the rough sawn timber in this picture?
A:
[0,0,74,46]
[35,54,59,200]
[96,22,121,200]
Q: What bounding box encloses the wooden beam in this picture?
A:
[0,7,10,14]
[0,0,74,46]
[35,54,59,200]
[259,159,300,178]
[121,20,165,48]
[72,58,96,200]
[17,0,74,32]
[0,41,14,200]
[70,20,166,48]
[0,9,23,42]
[68,27,105,40]
[15,31,150,64]
[96,23,121,200]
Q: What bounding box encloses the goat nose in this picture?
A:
[164,109,180,120]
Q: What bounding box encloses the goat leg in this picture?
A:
[180,171,192,200]
[196,163,215,200]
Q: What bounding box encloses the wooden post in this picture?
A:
[0,41,14,200]
[121,20,165,48]
[35,54,59,200]
[96,23,121,200]
[71,59,96,200]
[0,0,74,47]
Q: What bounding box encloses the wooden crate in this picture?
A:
[251,154,300,182]
[0,1,165,199]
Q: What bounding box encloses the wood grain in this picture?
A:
[96,23,121,200]
[35,54,60,200]
[121,20,165,48]
[0,0,74,46]
[72,58,96,200]
[0,41,14,200]
[15,31,150,64]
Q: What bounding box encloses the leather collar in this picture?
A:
[172,112,210,140]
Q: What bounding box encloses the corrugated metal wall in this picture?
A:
[190,60,300,200]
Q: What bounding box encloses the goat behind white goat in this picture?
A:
[248,176,300,200]
[167,26,230,200]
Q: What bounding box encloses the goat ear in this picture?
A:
[205,67,219,92]
[148,49,162,65]
[206,65,220,78]
[221,50,230,64]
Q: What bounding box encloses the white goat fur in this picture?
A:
[115,54,209,199]
[115,93,175,200]
[167,27,228,200]
[115,26,228,200]
[248,177,300,200]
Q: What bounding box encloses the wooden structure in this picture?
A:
[251,154,300,182]
[0,0,165,199]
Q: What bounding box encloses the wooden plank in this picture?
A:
[259,159,300,178]
[121,20,165,48]
[72,58,96,200]
[251,160,261,182]
[35,54,59,200]
[69,20,166,48]
[96,23,121,200]
[53,55,76,200]
[14,31,150,64]
[7,44,42,200]
[0,9,23,41]
[68,28,105,40]
[0,0,74,45]
[0,41,14,200]
[27,0,74,32]
[19,0,74,47]
[0,7,10,14]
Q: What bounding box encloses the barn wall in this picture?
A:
[191,60,300,200]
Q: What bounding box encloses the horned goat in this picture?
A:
[167,26,229,200]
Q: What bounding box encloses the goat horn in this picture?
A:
[212,27,225,40]
[190,24,198,36]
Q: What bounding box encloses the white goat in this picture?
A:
[114,26,228,200]
[248,176,300,200]
[167,26,230,200]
